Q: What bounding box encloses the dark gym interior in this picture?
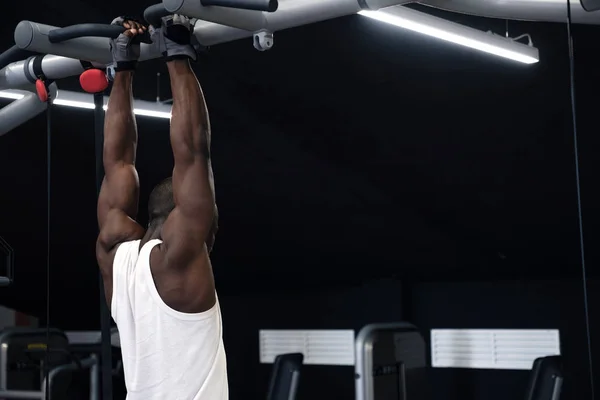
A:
[0,0,598,399]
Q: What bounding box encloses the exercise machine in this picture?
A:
[266,353,303,400]
[0,327,100,400]
[355,323,564,400]
[525,356,563,400]
[355,323,429,400]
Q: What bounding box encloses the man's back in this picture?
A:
[112,239,228,400]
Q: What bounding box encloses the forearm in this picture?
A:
[99,71,140,222]
[167,59,214,214]
[103,71,138,172]
[167,60,210,161]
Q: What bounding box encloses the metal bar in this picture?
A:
[201,0,279,12]
[14,0,400,59]
[164,0,268,30]
[14,21,159,64]
[144,4,171,27]
[90,355,99,400]
[355,322,421,400]
[166,0,365,32]
[551,377,563,400]
[581,0,600,12]
[0,85,56,137]
[0,56,85,91]
[39,56,87,82]
[0,390,44,399]
[93,92,113,400]
[0,60,34,90]
[40,356,97,400]
[0,45,36,70]
[48,24,126,43]
[417,0,600,25]
[0,357,98,399]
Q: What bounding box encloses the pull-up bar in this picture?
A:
[48,24,152,45]
[0,0,402,134]
[12,0,396,64]
[200,0,278,12]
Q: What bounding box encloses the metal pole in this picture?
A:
[0,91,48,137]
[93,93,112,400]
[90,355,100,400]
[0,390,44,399]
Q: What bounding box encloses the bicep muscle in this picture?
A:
[162,155,215,263]
[97,164,140,229]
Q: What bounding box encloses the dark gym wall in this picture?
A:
[219,279,598,400]
[410,280,598,400]
[218,279,405,400]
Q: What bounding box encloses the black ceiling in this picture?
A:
[1,1,600,324]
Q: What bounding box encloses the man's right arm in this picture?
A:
[96,71,145,277]
[97,165,144,255]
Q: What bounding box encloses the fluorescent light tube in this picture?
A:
[358,7,539,64]
[0,90,172,119]
[99,105,171,119]
[132,108,172,119]
[53,98,96,109]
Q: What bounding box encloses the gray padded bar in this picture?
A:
[164,0,269,31]
[14,21,159,64]
[0,46,36,70]
[165,0,366,32]
[201,0,279,12]
[417,0,600,25]
[0,84,56,137]
[0,56,85,91]
[13,0,406,63]
[144,4,171,27]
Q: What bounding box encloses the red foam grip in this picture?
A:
[35,79,48,102]
[80,69,109,94]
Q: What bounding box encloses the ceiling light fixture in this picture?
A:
[358,7,539,64]
[0,89,172,119]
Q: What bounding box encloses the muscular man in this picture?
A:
[95,16,227,399]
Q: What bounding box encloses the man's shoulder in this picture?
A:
[100,239,141,270]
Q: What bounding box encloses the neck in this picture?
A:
[143,221,164,243]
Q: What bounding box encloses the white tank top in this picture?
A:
[111,239,228,400]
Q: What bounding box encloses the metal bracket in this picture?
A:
[253,30,274,51]
[106,65,116,82]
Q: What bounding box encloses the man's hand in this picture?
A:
[121,19,147,37]
[110,18,148,71]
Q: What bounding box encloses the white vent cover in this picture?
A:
[431,329,560,370]
[259,330,355,366]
